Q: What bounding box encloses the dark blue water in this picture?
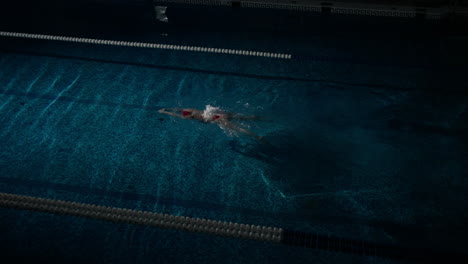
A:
[1,4,468,263]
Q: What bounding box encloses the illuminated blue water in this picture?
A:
[1,6,467,263]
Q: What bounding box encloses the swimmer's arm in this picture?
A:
[237,127,265,142]
[158,109,184,118]
[163,108,197,112]
[162,108,183,112]
[231,114,261,121]
[222,121,265,142]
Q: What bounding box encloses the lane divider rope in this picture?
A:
[0,191,459,262]
[0,31,292,59]
[0,192,282,242]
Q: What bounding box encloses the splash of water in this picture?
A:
[202,104,222,122]
[203,105,239,137]
[219,124,239,137]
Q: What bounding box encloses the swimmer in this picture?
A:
[158,107,265,142]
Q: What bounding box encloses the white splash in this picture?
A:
[202,104,222,122]
[202,105,239,137]
[219,124,239,138]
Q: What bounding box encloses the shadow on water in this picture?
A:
[227,129,348,196]
[228,129,468,252]
[227,135,290,166]
[227,129,314,172]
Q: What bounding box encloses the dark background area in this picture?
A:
[1,1,467,263]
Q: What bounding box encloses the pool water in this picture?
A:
[1,4,468,263]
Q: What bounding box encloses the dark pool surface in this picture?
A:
[1,3,468,263]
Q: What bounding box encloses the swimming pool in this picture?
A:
[1,1,468,263]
